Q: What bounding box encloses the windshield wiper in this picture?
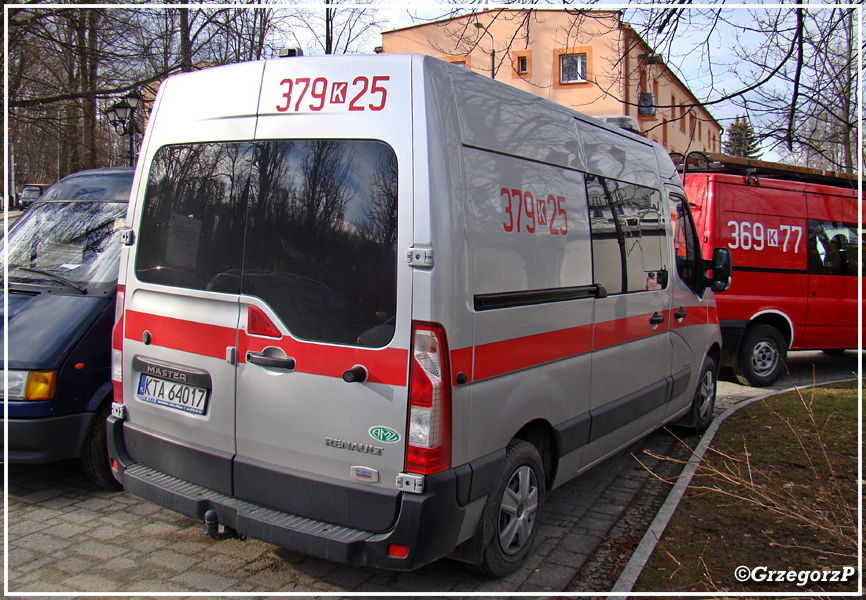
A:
[17,267,88,294]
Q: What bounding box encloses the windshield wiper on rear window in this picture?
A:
[17,267,88,294]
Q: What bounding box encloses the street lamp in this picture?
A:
[104,90,142,167]
[474,20,495,79]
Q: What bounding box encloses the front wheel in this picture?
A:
[472,439,545,577]
[733,324,787,387]
[675,356,717,432]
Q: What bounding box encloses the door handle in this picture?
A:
[649,311,665,326]
[246,352,296,370]
[674,307,687,321]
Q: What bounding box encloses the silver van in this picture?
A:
[108,54,731,576]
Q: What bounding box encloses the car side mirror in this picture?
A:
[709,247,732,292]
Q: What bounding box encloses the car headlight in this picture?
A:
[2,370,56,401]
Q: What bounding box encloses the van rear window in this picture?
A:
[136,139,398,348]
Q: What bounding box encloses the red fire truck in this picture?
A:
[680,154,861,386]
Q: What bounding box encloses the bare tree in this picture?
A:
[8,4,294,182]
[286,0,384,55]
[402,2,859,173]
[729,7,857,172]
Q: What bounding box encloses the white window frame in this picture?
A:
[560,53,588,83]
[517,56,528,74]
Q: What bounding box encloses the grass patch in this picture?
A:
[634,381,860,593]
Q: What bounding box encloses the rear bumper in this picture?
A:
[6,413,93,464]
[107,414,497,571]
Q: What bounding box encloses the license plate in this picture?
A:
[137,374,208,415]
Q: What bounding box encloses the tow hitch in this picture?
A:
[201,509,242,541]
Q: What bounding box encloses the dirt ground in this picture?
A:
[633,381,860,594]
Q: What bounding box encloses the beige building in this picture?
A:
[381,9,722,156]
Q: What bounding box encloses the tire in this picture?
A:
[471,439,545,577]
[733,324,786,387]
[81,402,123,490]
[676,356,717,433]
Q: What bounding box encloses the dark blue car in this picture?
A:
[3,167,134,488]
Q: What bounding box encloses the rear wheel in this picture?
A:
[81,402,122,490]
[472,439,545,577]
[733,324,786,387]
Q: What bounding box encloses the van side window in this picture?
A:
[668,193,699,290]
[807,220,861,277]
[586,175,665,294]
[136,142,255,292]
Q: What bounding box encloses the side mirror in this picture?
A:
[709,247,732,292]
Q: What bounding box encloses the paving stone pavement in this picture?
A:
[4,350,858,594]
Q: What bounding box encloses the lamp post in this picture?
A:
[104,90,142,167]
[474,21,495,79]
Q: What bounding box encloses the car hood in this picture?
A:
[2,290,110,369]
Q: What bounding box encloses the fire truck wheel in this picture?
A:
[734,324,786,387]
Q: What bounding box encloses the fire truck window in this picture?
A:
[808,220,861,277]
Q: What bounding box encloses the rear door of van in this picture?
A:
[231,57,414,531]
[123,63,265,494]
[125,58,414,528]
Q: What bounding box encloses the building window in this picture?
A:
[511,50,532,79]
[554,47,592,87]
[680,106,687,132]
[560,53,587,83]
[442,54,471,69]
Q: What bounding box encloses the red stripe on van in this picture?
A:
[474,324,594,381]
[238,332,409,386]
[451,347,474,385]
[669,306,712,330]
[125,311,236,360]
[473,309,700,382]
[592,312,669,350]
[124,310,409,386]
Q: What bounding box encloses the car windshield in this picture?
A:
[5,201,128,291]
[21,188,41,199]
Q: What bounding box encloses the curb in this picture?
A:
[608,378,857,597]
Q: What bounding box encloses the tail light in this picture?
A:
[111,286,125,404]
[405,322,452,475]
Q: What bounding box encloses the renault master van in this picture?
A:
[107,55,731,576]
